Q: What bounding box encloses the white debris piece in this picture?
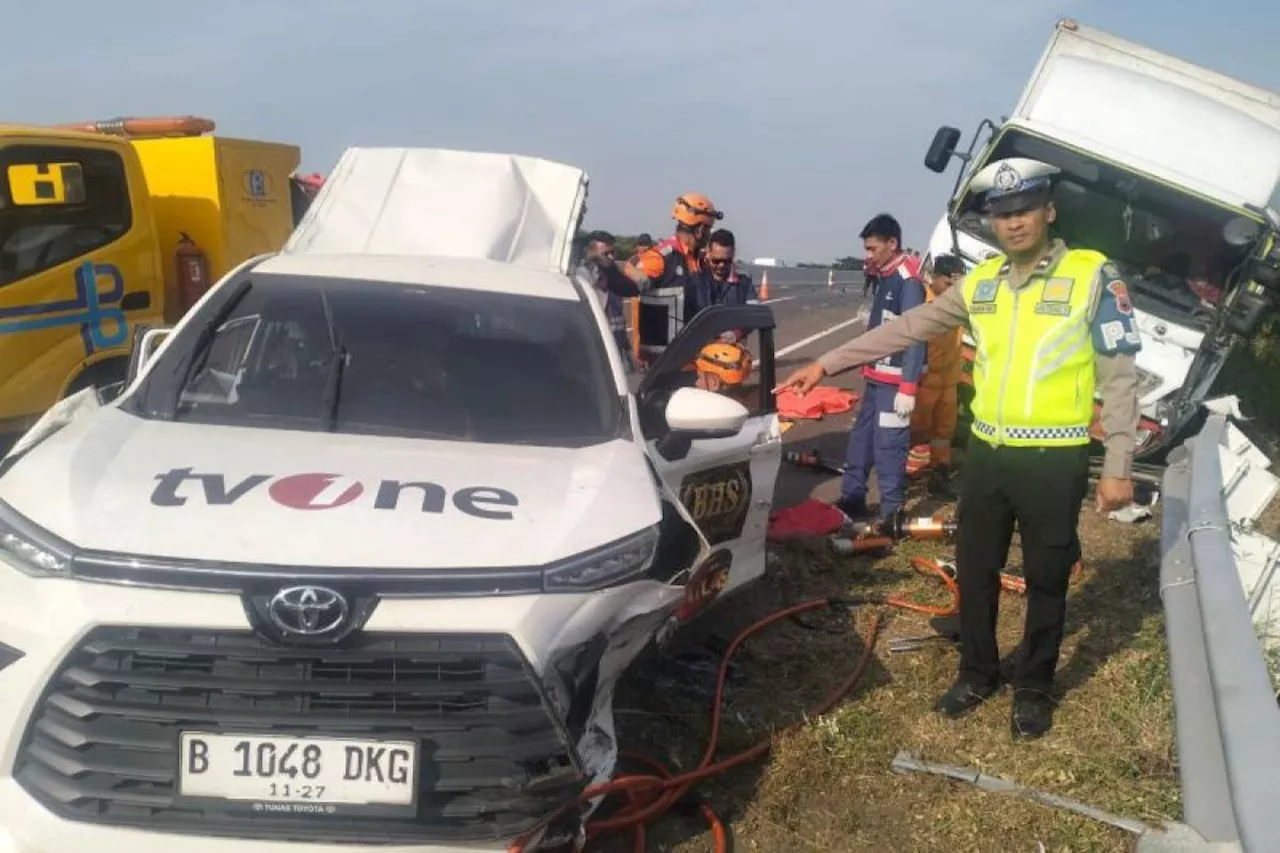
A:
[1110,490,1159,523]
[1217,445,1279,526]
[1232,528,1280,651]
[1203,393,1246,419]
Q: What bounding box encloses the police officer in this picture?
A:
[777,157,1141,739]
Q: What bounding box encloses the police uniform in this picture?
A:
[815,157,1142,738]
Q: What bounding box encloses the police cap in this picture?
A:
[969,157,1060,215]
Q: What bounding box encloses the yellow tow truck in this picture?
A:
[0,115,301,436]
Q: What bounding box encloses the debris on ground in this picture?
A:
[891,750,1152,836]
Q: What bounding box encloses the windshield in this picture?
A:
[130,272,623,447]
[954,128,1252,328]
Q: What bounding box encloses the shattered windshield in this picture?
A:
[954,129,1251,328]
[133,273,623,447]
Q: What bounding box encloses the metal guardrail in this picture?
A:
[1157,413,1280,851]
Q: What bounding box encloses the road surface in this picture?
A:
[754,278,879,508]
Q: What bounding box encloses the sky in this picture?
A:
[7,1,1280,262]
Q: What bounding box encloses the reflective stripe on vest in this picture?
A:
[638,239,697,351]
[962,248,1105,448]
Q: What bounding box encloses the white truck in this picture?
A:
[0,147,785,852]
[923,18,1280,461]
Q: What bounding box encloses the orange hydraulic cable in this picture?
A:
[508,600,887,853]
[508,552,1081,851]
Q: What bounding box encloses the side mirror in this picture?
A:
[127,325,173,385]
[664,387,749,438]
[925,126,963,174]
[1224,215,1263,248]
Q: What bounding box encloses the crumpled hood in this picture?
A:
[0,408,659,568]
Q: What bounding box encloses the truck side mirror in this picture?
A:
[925,127,963,174]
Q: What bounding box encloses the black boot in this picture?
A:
[935,679,1001,719]
[835,495,870,520]
[1011,688,1057,740]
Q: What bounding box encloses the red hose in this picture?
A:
[509,557,972,853]
[508,600,889,853]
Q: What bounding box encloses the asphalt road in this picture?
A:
[754,278,879,509]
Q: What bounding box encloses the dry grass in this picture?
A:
[599,491,1179,853]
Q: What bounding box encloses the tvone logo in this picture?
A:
[150,469,519,520]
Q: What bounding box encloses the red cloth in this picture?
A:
[777,386,857,420]
[767,499,848,542]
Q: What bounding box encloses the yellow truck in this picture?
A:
[0,116,300,436]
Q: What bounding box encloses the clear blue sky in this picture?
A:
[7,1,1279,262]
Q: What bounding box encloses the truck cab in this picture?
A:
[0,118,299,438]
[921,19,1280,460]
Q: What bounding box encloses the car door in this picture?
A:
[636,304,782,607]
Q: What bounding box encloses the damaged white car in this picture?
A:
[0,147,783,852]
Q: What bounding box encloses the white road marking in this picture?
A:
[776,310,868,358]
[760,296,796,305]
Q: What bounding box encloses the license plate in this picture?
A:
[178,732,418,813]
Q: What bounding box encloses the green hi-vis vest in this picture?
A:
[962,248,1106,448]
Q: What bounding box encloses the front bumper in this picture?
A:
[0,567,681,851]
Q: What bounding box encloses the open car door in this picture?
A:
[636,305,782,608]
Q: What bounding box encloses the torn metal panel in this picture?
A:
[284,146,588,275]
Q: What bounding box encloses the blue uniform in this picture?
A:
[841,255,927,519]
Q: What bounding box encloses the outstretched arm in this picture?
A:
[817,285,969,376]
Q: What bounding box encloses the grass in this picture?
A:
[599,487,1179,853]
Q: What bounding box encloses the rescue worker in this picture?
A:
[630,233,655,263]
[693,341,755,406]
[777,158,1141,739]
[577,231,639,371]
[909,253,967,494]
[687,229,757,343]
[834,213,926,522]
[624,194,724,363]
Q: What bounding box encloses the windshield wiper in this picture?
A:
[319,291,345,432]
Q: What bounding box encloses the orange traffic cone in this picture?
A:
[760,271,770,301]
[827,270,834,290]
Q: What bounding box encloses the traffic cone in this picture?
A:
[827,269,834,290]
[760,271,770,301]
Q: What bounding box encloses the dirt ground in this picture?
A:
[598,460,1177,853]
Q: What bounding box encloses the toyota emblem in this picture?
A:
[267,586,349,637]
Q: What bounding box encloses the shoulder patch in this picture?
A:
[1107,280,1133,315]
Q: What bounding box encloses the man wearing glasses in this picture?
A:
[686,229,757,342]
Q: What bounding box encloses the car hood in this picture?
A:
[0,409,659,569]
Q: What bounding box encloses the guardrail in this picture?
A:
[1157,413,1280,850]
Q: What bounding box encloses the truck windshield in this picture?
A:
[129,273,624,447]
[954,129,1251,328]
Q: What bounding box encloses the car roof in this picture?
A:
[249,253,584,302]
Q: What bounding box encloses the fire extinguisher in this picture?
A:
[175,232,210,314]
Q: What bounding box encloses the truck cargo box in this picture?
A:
[131,136,300,318]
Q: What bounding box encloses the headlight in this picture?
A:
[0,503,73,577]
[542,526,659,593]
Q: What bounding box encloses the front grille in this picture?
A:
[16,628,583,844]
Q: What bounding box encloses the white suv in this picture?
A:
[0,148,783,852]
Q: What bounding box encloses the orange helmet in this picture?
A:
[695,342,753,386]
[672,193,724,229]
